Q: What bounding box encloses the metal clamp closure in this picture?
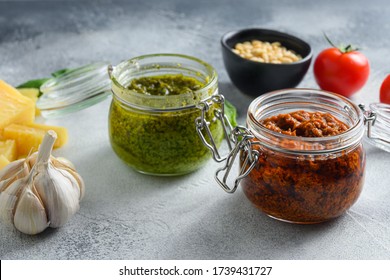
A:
[359,104,377,138]
[359,103,390,147]
[195,95,233,162]
[196,95,258,193]
[215,126,259,193]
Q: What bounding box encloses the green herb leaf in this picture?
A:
[16,78,50,97]
[16,78,50,89]
[224,99,238,127]
[16,68,75,97]
[51,68,72,77]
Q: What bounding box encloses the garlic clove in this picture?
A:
[0,176,17,194]
[52,158,85,200]
[13,185,49,235]
[34,166,81,228]
[0,159,29,191]
[0,178,25,226]
[55,157,76,170]
[0,158,25,179]
[67,168,85,200]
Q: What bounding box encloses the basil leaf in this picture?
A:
[16,68,74,97]
[51,68,71,77]
[16,78,50,90]
[224,99,238,127]
[16,78,50,97]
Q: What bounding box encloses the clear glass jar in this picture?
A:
[108,54,223,176]
[240,89,366,223]
[198,89,369,224]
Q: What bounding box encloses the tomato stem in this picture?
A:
[323,32,359,53]
[324,32,338,49]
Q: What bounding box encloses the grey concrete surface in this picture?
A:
[1,0,390,259]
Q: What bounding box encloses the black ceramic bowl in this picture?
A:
[221,28,312,97]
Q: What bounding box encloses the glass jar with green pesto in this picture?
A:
[108,54,224,176]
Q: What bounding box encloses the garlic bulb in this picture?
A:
[0,130,84,235]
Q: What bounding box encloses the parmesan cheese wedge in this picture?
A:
[3,123,68,157]
[0,155,10,170]
[0,80,35,129]
[0,139,17,161]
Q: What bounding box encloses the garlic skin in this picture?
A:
[13,176,49,235]
[0,159,29,192]
[0,130,84,235]
[56,157,76,169]
[34,165,81,228]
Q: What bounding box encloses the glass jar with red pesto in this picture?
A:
[239,89,366,224]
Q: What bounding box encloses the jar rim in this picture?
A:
[247,88,365,154]
[110,53,218,111]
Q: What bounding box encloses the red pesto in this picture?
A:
[261,110,349,137]
[240,110,365,223]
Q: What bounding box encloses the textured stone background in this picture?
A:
[0,0,390,259]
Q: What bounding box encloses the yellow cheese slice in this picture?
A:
[0,139,17,161]
[0,155,10,170]
[22,123,68,148]
[3,124,45,156]
[3,123,68,157]
[0,80,35,129]
[18,88,41,116]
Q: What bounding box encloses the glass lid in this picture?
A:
[361,102,390,152]
[36,62,111,118]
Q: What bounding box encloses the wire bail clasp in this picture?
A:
[195,94,258,193]
[359,104,377,138]
[359,103,390,148]
[214,126,259,193]
[195,94,233,162]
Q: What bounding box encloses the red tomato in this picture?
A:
[380,75,390,104]
[314,47,370,97]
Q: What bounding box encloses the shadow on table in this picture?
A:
[75,144,194,189]
[160,189,342,260]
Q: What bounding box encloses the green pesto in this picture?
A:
[127,74,204,96]
[109,75,223,175]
